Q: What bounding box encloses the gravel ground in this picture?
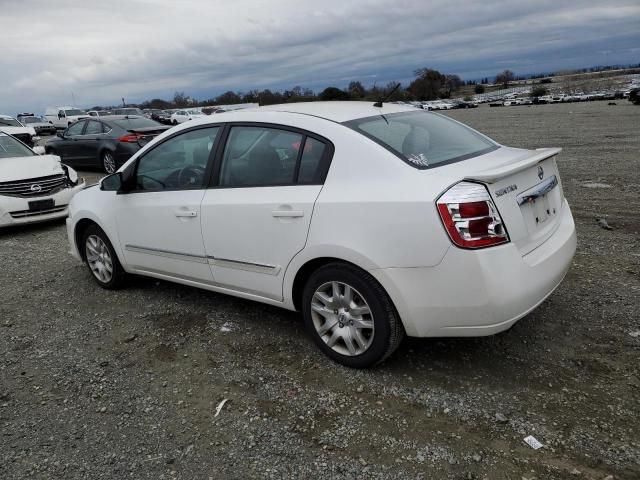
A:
[1,102,639,479]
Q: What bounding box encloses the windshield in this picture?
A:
[116,108,141,114]
[65,109,86,116]
[0,135,35,158]
[21,116,44,123]
[111,117,162,129]
[0,117,23,127]
[344,111,498,169]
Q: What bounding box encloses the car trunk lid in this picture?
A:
[429,146,565,256]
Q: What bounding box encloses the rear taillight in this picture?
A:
[437,182,509,249]
[118,133,143,143]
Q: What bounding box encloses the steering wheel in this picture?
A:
[176,165,206,188]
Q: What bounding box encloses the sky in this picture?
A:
[1,0,639,114]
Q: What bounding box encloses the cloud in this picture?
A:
[0,0,638,112]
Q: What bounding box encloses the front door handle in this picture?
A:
[272,210,304,218]
[174,209,198,218]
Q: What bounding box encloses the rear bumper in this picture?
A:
[370,201,576,337]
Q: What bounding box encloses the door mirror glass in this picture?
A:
[100,172,123,191]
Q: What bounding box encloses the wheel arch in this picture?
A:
[73,216,124,266]
[289,255,386,313]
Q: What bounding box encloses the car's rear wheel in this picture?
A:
[172,120,177,125]
[302,262,404,368]
[101,151,116,174]
[82,225,127,289]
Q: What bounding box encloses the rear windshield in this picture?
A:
[64,109,86,116]
[111,117,162,129]
[344,111,498,169]
[0,135,35,158]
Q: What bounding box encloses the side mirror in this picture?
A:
[32,146,46,155]
[56,131,64,138]
[100,172,123,191]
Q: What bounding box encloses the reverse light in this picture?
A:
[437,182,509,249]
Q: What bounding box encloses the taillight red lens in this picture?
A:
[458,201,489,218]
[118,133,142,143]
[437,182,509,249]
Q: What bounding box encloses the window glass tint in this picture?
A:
[220,126,302,187]
[0,117,22,127]
[345,111,497,168]
[112,117,161,129]
[136,127,219,191]
[297,137,327,184]
[0,135,35,158]
[84,121,102,135]
[66,122,85,136]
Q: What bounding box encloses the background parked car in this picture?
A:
[45,107,89,129]
[112,107,145,116]
[45,115,169,173]
[0,132,84,228]
[155,110,174,124]
[170,109,204,125]
[18,115,57,135]
[0,114,39,146]
[87,110,113,117]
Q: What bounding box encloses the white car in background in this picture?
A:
[44,107,89,129]
[170,109,205,125]
[0,132,84,227]
[0,114,40,147]
[66,101,576,368]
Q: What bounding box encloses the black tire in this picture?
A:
[101,150,116,174]
[302,262,404,368]
[172,120,178,125]
[81,224,127,289]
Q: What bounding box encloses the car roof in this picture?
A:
[0,114,16,119]
[256,101,417,123]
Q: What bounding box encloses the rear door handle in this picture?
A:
[174,209,198,218]
[272,210,304,218]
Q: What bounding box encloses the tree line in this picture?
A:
[93,62,639,110]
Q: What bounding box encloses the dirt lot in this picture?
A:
[1,102,639,479]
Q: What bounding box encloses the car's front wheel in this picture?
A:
[101,150,116,174]
[81,225,127,289]
[302,263,404,368]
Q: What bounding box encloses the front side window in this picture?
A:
[219,126,303,187]
[344,111,498,169]
[135,127,219,191]
[0,135,35,158]
[65,121,85,136]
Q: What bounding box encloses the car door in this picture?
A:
[55,121,87,165]
[113,126,221,282]
[79,120,106,167]
[200,124,333,301]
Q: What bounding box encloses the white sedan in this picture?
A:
[0,133,84,227]
[170,109,204,125]
[66,101,576,368]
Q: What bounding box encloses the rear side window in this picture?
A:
[84,121,102,135]
[298,137,327,184]
[219,126,303,187]
[344,111,498,169]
